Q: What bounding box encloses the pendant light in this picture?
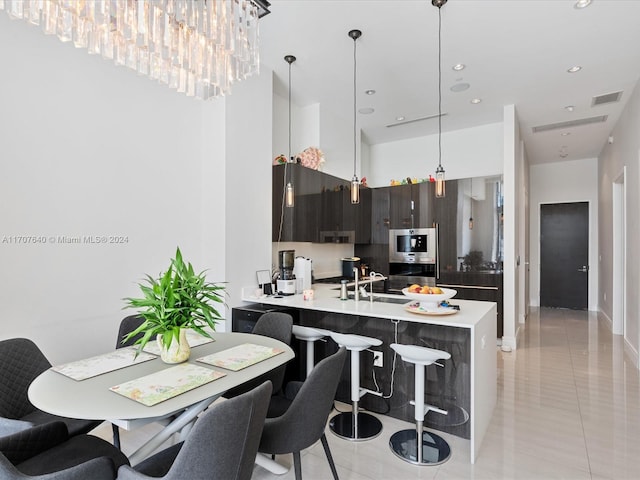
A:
[349,29,362,204]
[284,55,296,208]
[433,0,447,198]
[469,178,474,230]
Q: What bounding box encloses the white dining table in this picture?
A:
[28,332,294,466]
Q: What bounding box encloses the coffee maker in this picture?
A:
[276,250,296,295]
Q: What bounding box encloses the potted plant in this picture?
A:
[123,247,226,363]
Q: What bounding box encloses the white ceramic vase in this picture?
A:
[157,328,191,364]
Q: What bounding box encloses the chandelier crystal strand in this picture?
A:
[3,0,262,101]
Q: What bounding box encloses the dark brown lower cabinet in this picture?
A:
[438,271,503,338]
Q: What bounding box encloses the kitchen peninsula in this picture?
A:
[239,284,496,463]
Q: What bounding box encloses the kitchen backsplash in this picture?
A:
[272,242,353,280]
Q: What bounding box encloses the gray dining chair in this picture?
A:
[115,314,146,349]
[0,420,129,479]
[224,312,293,402]
[0,338,102,438]
[258,347,347,480]
[112,315,146,448]
[251,312,293,395]
[117,380,272,480]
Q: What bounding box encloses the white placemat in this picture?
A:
[196,343,284,371]
[109,363,226,407]
[52,347,157,381]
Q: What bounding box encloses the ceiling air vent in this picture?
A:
[592,91,623,106]
[532,115,608,133]
[386,113,448,128]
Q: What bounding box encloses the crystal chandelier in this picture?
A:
[1,0,270,100]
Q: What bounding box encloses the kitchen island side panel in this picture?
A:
[471,302,497,463]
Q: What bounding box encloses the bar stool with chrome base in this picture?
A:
[292,325,331,378]
[329,332,383,441]
[389,343,452,465]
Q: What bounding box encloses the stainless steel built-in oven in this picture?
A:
[388,227,438,293]
[389,228,437,264]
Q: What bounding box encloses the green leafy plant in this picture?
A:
[123,247,226,355]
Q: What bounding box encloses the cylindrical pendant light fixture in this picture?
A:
[349,29,362,205]
[284,54,296,208]
[433,0,447,198]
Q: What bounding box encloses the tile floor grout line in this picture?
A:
[564,308,595,479]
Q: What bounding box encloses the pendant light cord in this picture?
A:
[437,5,442,170]
[353,33,357,179]
[288,59,292,163]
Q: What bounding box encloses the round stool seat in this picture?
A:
[390,344,451,366]
[330,332,382,351]
[328,331,383,441]
[292,325,330,341]
[292,326,332,379]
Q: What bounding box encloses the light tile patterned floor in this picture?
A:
[93,308,640,479]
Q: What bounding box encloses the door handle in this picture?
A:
[577,266,589,272]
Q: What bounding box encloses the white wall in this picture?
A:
[0,15,227,363]
[272,92,320,161]
[224,71,275,322]
[318,103,353,180]
[598,77,640,363]
[502,105,524,351]
[529,158,599,311]
[367,122,503,188]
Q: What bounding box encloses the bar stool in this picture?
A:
[389,343,452,465]
[329,332,383,441]
[419,325,470,429]
[291,325,330,378]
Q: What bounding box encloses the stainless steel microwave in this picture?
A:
[389,228,437,264]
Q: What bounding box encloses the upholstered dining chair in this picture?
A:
[0,420,129,479]
[115,314,145,349]
[0,338,102,438]
[251,312,293,395]
[258,347,347,480]
[112,315,146,448]
[116,380,272,480]
[224,312,293,402]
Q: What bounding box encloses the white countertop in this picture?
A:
[241,283,495,329]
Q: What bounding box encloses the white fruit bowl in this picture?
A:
[401,287,457,309]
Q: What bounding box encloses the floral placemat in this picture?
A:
[51,347,157,381]
[142,330,215,356]
[109,363,226,407]
[196,343,284,371]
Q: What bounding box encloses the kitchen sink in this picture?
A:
[337,294,410,304]
[371,296,410,304]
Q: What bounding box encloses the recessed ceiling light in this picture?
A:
[450,83,470,92]
[396,116,405,122]
[452,64,465,71]
[365,89,376,95]
[358,107,374,114]
[574,0,592,9]
[560,153,569,158]
[561,132,571,136]
[470,98,482,104]
[565,105,575,112]
[567,65,582,73]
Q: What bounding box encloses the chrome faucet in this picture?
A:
[353,267,359,304]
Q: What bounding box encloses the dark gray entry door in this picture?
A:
[540,202,589,309]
